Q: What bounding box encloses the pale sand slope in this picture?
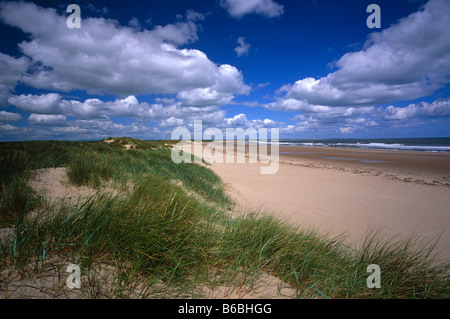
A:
[207,151,450,261]
[29,167,96,205]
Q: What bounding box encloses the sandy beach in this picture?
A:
[206,144,450,260]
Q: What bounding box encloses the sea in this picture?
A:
[275,137,450,153]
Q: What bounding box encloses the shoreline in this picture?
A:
[277,145,450,187]
[207,144,450,260]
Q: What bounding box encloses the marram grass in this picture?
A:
[0,139,448,298]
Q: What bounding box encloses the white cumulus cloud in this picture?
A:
[0,110,22,122]
[0,53,29,106]
[0,2,249,106]
[381,99,450,121]
[276,0,450,108]
[220,0,284,18]
[28,114,67,125]
[234,37,251,57]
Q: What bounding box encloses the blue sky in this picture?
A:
[0,0,449,141]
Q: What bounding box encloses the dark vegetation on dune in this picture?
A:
[0,138,448,298]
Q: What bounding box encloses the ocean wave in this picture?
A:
[336,142,450,152]
[274,138,450,152]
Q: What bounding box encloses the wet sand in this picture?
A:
[279,145,450,183]
[207,144,450,260]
